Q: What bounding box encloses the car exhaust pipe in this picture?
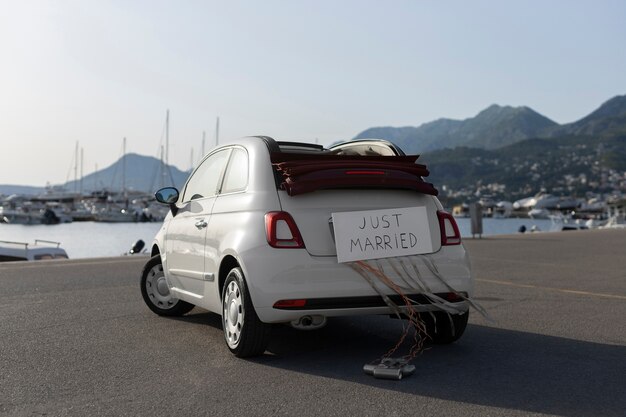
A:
[290,315,327,330]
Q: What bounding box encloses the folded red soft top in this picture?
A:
[270,153,438,197]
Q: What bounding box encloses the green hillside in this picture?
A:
[421,134,626,203]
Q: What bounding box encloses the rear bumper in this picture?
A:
[272,292,468,310]
[239,244,472,323]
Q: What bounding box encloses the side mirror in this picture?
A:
[155,187,180,216]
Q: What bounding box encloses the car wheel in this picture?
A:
[420,310,469,344]
[140,255,194,316]
[222,267,271,357]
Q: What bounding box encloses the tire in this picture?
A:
[420,310,469,344]
[140,255,194,316]
[222,267,271,358]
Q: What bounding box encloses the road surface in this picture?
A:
[1,229,625,416]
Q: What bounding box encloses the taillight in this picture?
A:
[437,210,461,245]
[265,211,305,248]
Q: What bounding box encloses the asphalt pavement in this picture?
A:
[1,229,625,416]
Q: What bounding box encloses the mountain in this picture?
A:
[355,105,557,152]
[63,153,190,194]
[355,95,626,153]
[546,95,626,137]
[420,134,626,202]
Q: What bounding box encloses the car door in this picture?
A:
[202,146,250,312]
[165,148,231,299]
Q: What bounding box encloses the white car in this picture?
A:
[140,136,472,357]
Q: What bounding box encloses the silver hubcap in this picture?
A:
[223,280,244,348]
[145,263,178,309]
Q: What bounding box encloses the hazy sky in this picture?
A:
[1,0,625,186]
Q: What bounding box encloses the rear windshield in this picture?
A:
[276,142,397,157]
[330,143,396,156]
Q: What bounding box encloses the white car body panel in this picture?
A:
[240,243,472,323]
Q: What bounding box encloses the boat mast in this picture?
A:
[201,130,206,160]
[215,117,220,146]
[156,110,175,188]
[160,145,166,189]
[80,147,84,196]
[122,137,126,196]
[74,141,79,195]
[166,110,170,167]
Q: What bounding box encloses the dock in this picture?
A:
[1,229,625,416]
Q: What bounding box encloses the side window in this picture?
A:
[182,149,231,202]
[222,148,249,193]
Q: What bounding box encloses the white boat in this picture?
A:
[69,203,96,221]
[493,201,513,218]
[529,208,551,219]
[600,198,626,229]
[40,207,73,224]
[549,213,588,231]
[0,239,69,262]
[514,192,581,211]
[94,207,137,222]
[0,207,41,224]
[600,216,626,229]
[0,206,72,225]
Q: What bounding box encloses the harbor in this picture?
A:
[0,215,614,260]
[1,196,624,260]
[2,185,624,228]
[0,189,168,225]
[1,228,624,416]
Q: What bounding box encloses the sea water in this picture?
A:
[0,222,162,259]
[0,218,555,259]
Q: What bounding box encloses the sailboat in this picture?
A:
[93,137,137,223]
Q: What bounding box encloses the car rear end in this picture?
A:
[241,141,471,324]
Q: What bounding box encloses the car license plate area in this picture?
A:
[331,207,433,263]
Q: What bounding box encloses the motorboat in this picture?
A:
[0,239,69,262]
[549,213,589,231]
[0,206,72,225]
[0,207,40,224]
[493,201,513,218]
[600,198,626,229]
[514,192,581,211]
[93,207,137,222]
[600,216,626,229]
[529,208,551,219]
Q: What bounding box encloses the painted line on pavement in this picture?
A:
[476,278,626,300]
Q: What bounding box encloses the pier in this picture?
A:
[1,229,625,416]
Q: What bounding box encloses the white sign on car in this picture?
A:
[332,206,434,263]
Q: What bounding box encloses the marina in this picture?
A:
[0,190,168,225]
[0,216,609,260]
[2,184,625,260]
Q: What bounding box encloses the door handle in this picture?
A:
[195,220,208,229]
